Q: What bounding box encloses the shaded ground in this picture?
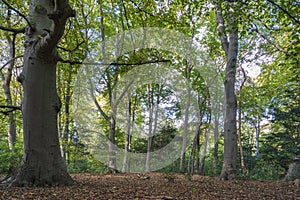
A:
[0,173,299,199]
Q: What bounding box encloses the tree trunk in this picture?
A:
[146,86,154,172]
[5,0,75,187]
[2,34,17,150]
[238,98,247,175]
[199,128,209,175]
[213,114,220,176]
[255,117,260,157]
[122,93,132,172]
[216,1,238,180]
[180,86,191,172]
[109,117,117,170]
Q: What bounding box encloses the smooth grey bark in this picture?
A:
[237,68,247,174]
[5,0,75,186]
[61,68,72,163]
[180,78,192,172]
[216,0,238,180]
[1,34,17,150]
[145,86,153,172]
[122,93,132,172]
[199,128,209,175]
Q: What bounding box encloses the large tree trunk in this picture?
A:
[6,0,75,187]
[216,0,238,180]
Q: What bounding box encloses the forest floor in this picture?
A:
[0,172,299,199]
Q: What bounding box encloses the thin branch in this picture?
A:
[88,79,111,122]
[0,105,21,115]
[0,105,21,109]
[266,0,300,25]
[0,25,25,34]
[58,58,83,65]
[0,55,23,71]
[57,41,85,53]
[128,0,155,17]
[58,58,171,66]
[1,0,34,30]
[110,59,171,66]
[252,24,290,54]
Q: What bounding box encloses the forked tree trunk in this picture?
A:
[216,0,238,180]
[6,0,75,186]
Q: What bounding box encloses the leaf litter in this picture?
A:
[0,173,299,199]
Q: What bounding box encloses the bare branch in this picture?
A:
[1,0,34,30]
[109,59,171,66]
[253,24,290,54]
[58,58,171,66]
[0,105,21,115]
[88,79,111,122]
[0,55,23,71]
[0,25,25,34]
[266,0,300,25]
[58,58,83,65]
[57,41,85,53]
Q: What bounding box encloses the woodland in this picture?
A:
[0,0,299,199]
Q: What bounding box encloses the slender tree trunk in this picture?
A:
[1,8,18,150]
[213,115,220,176]
[199,128,209,175]
[2,35,17,150]
[188,118,202,174]
[5,0,75,186]
[122,93,132,172]
[108,116,117,170]
[255,117,260,157]
[146,86,154,172]
[61,68,72,163]
[238,98,247,174]
[216,0,239,180]
[180,87,191,172]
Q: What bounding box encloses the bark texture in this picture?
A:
[216,0,238,180]
[6,0,75,186]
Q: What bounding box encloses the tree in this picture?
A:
[1,0,75,186]
[215,0,239,180]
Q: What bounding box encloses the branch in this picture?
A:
[252,24,290,54]
[266,0,300,25]
[0,55,23,71]
[0,25,25,34]
[43,0,76,50]
[1,0,34,30]
[0,105,21,115]
[57,41,85,53]
[58,58,83,65]
[58,58,171,66]
[110,59,171,66]
[88,79,111,122]
[215,2,229,56]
